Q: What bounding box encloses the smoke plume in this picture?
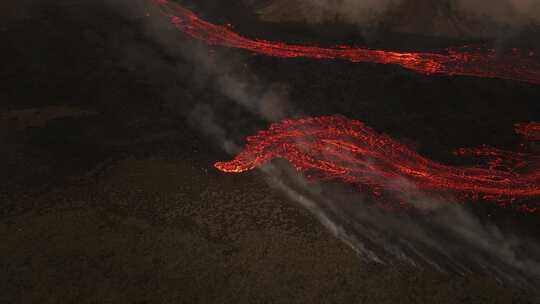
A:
[457,0,540,25]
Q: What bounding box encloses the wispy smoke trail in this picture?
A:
[296,0,540,25]
[261,160,540,287]
[301,0,398,24]
[457,0,540,25]
[257,0,540,38]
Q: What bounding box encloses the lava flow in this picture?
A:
[215,115,540,213]
[515,122,540,141]
[152,0,540,85]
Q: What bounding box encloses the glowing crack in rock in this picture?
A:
[214,115,540,213]
[152,0,540,85]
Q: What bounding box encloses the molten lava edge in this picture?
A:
[214,115,540,214]
[152,0,540,85]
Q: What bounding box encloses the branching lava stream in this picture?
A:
[215,115,540,213]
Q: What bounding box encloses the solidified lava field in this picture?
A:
[2,0,540,302]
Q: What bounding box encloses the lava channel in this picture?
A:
[214,115,540,213]
[152,0,540,85]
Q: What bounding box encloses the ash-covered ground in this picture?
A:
[2,0,540,303]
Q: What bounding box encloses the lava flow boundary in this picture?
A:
[152,0,540,85]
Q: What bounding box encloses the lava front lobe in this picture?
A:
[215,115,540,213]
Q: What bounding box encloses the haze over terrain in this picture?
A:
[246,0,540,37]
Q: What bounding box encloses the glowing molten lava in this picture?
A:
[515,122,540,141]
[152,0,540,85]
[215,115,540,213]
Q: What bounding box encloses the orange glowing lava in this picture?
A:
[152,0,540,85]
[215,115,540,213]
